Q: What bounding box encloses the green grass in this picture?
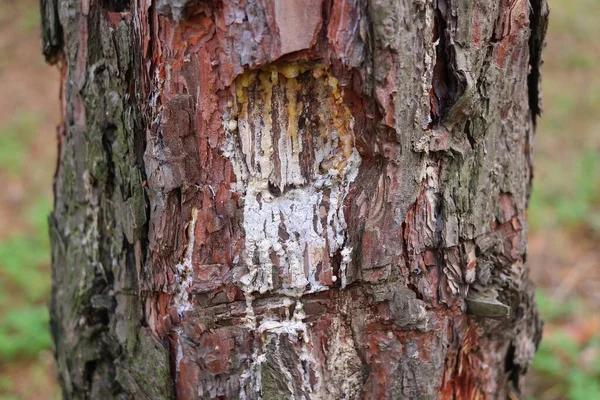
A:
[533,289,600,400]
[0,235,50,304]
[526,3,600,397]
[533,332,600,400]
[0,194,52,363]
[0,113,39,176]
[535,289,582,322]
[0,306,52,362]
[528,0,600,235]
[0,7,56,391]
[529,149,600,233]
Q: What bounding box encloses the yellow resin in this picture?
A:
[233,63,356,177]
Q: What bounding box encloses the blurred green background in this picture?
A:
[0,0,598,399]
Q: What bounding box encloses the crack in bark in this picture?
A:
[430,1,467,125]
[41,0,63,63]
[527,0,549,127]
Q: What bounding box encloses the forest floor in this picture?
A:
[0,0,598,399]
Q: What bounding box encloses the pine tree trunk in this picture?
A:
[43,0,549,398]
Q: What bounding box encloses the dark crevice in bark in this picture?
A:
[145,3,156,79]
[407,282,424,301]
[266,181,311,196]
[168,334,179,400]
[131,13,152,316]
[401,220,411,273]
[87,7,105,67]
[451,337,461,400]
[100,0,131,12]
[504,342,521,392]
[331,249,342,289]
[430,2,467,124]
[463,120,475,151]
[527,0,549,127]
[102,122,117,196]
[84,360,98,386]
[434,193,444,247]
[40,0,63,63]
[430,10,447,123]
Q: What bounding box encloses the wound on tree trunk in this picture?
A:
[44,0,549,398]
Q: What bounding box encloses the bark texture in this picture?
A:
[44,0,549,398]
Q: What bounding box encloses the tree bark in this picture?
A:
[44,0,549,398]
